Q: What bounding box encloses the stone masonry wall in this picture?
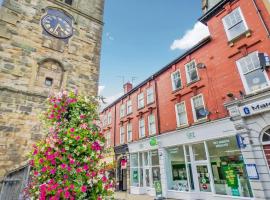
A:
[0,0,104,179]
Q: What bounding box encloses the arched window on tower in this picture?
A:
[262,128,270,170]
[36,59,64,90]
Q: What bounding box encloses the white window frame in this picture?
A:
[127,122,132,142]
[102,115,107,127]
[127,100,132,114]
[236,51,270,94]
[139,118,145,138]
[148,114,156,135]
[222,7,248,41]
[146,87,155,104]
[120,126,125,144]
[185,60,199,84]
[120,104,126,118]
[107,112,112,125]
[191,94,207,122]
[137,92,144,109]
[175,101,188,127]
[171,70,182,91]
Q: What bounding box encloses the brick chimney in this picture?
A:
[123,82,133,94]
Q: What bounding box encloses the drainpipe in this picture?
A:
[252,0,270,38]
[154,77,161,134]
[113,104,116,147]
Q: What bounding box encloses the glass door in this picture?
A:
[195,164,212,192]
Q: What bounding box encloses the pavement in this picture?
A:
[114,192,175,200]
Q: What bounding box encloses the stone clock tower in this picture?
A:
[0,0,104,179]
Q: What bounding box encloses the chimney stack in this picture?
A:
[123,82,133,94]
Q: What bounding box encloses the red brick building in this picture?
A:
[101,0,270,199]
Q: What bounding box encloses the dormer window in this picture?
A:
[65,0,73,5]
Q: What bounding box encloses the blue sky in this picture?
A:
[99,0,209,104]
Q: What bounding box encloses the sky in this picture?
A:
[99,0,210,106]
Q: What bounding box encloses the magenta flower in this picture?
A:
[70,127,75,132]
[41,167,47,173]
[39,158,44,164]
[102,176,107,183]
[50,169,56,175]
[80,123,88,129]
[64,190,70,198]
[75,136,80,140]
[83,165,89,171]
[81,185,87,193]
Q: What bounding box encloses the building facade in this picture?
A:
[100,0,270,199]
[0,0,104,179]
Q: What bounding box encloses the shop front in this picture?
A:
[128,138,161,196]
[159,118,255,200]
[226,91,270,199]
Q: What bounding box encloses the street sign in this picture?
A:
[236,134,246,149]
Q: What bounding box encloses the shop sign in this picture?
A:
[150,137,158,147]
[246,164,259,180]
[240,98,270,117]
[121,159,127,169]
[222,166,238,188]
[186,131,195,139]
[213,139,230,148]
[236,134,246,149]
[154,180,162,197]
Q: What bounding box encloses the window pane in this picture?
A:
[145,169,150,187]
[131,168,139,186]
[207,137,253,197]
[152,167,160,183]
[167,146,189,191]
[131,153,138,167]
[262,130,270,142]
[189,69,198,82]
[245,69,268,92]
[195,106,206,120]
[151,150,159,165]
[144,152,149,166]
[192,143,207,161]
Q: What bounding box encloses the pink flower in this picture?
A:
[63,174,68,179]
[50,169,56,175]
[80,114,86,119]
[60,163,66,169]
[76,168,82,173]
[49,114,55,119]
[29,159,34,166]
[81,185,87,193]
[91,172,97,177]
[83,165,89,171]
[34,171,39,176]
[97,197,102,200]
[70,128,75,132]
[39,158,44,164]
[80,123,88,129]
[41,167,47,173]
[70,184,74,190]
[75,136,80,140]
[67,166,71,171]
[64,190,70,198]
[33,149,38,155]
[102,176,107,183]
[54,104,58,108]
[91,141,102,151]
[69,158,75,165]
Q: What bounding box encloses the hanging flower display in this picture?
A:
[26,91,114,199]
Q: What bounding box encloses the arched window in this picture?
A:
[36,59,64,90]
[262,128,270,170]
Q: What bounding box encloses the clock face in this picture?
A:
[41,14,73,39]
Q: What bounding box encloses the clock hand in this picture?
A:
[53,23,65,34]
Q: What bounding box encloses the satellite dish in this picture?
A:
[199,108,210,116]
[196,63,206,69]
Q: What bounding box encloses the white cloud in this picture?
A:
[106,32,114,41]
[170,22,210,51]
[98,85,105,95]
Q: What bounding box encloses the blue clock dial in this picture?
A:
[41,14,73,39]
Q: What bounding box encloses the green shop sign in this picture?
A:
[150,137,158,146]
[154,181,162,197]
[222,166,238,188]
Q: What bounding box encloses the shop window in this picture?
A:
[167,146,189,191]
[151,150,160,184]
[127,100,132,114]
[137,93,144,109]
[171,70,182,91]
[192,142,207,161]
[130,153,139,187]
[185,60,199,84]
[236,51,269,94]
[120,104,126,118]
[139,118,145,138]
[146,87,154,104]
[148,114,156,135]
[207,136,253,197]
[127,123,132,142]
[175,102,188,127]
[191,94,207,122]
[222,7,248,41]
